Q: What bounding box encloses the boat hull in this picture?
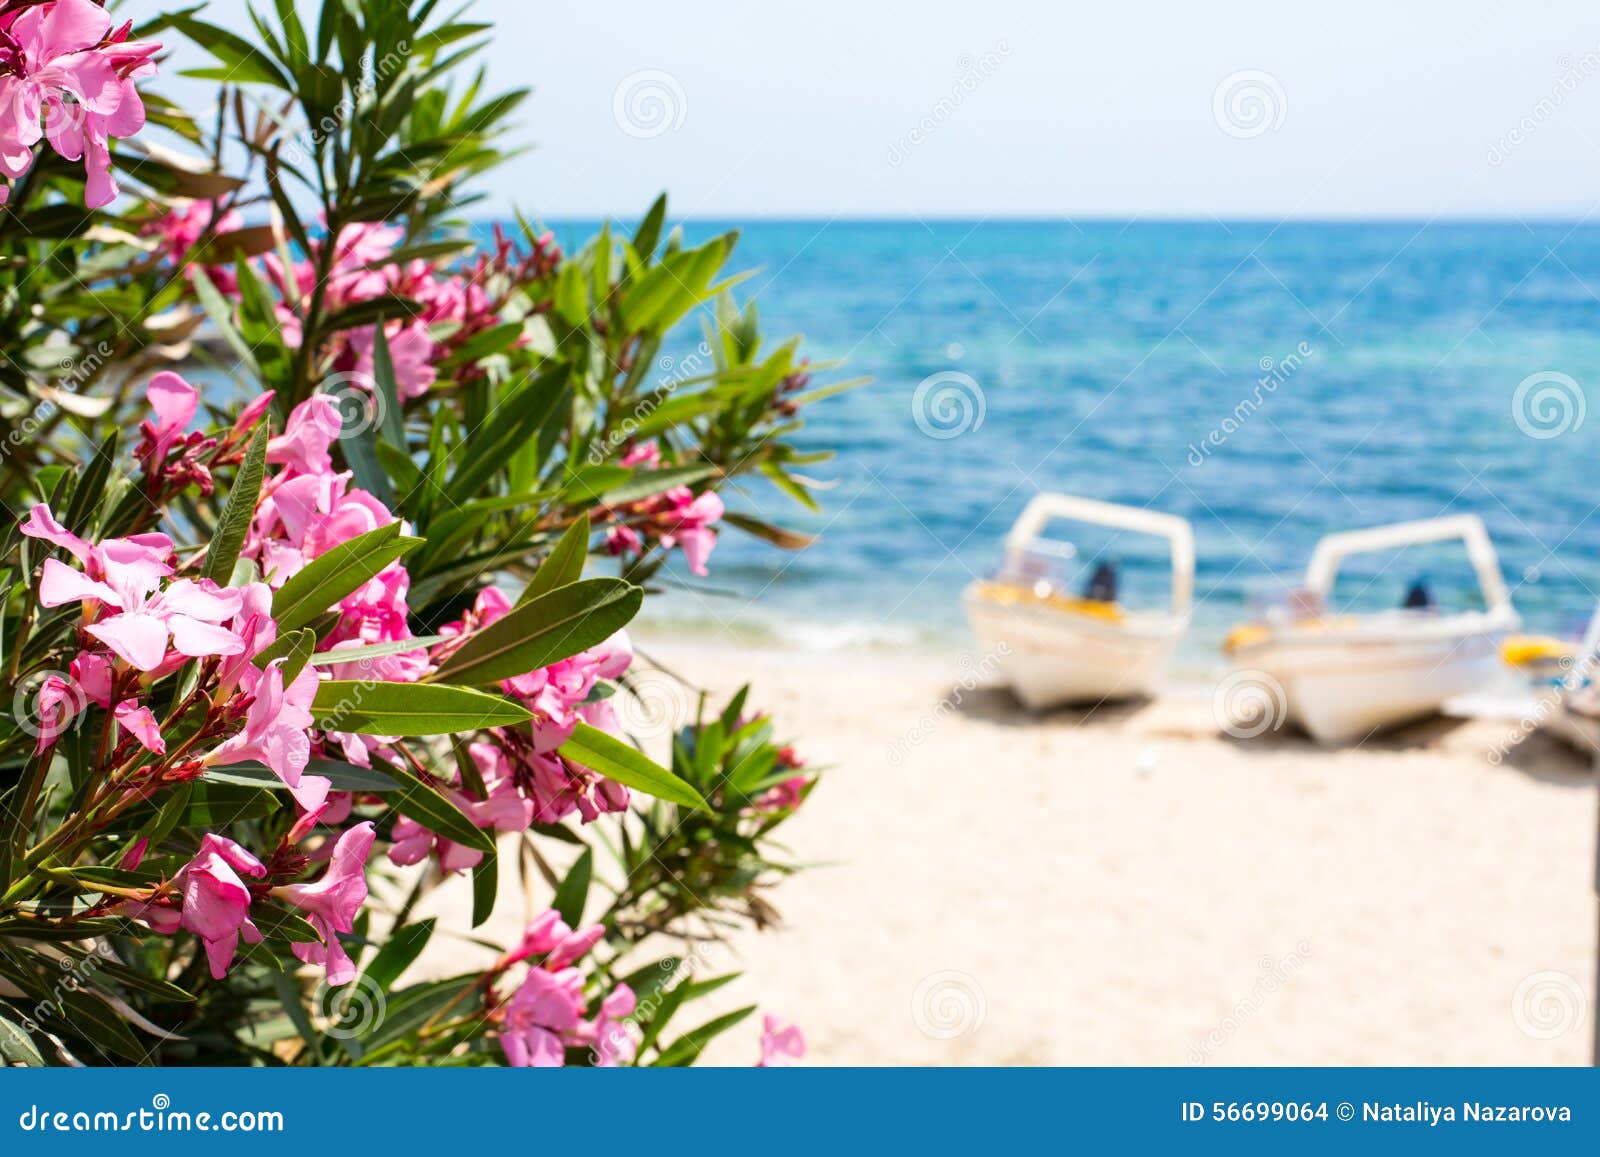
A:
[964,592,1181,707]
[1231,627,1509,744]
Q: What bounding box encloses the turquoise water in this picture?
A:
[546,219,1600,655]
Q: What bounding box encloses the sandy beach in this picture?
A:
[423,638,1597,1066]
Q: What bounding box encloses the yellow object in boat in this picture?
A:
[1222,623,1271,653]
[1500,634,1574,668]
[969,580,1125,623]
[1222,615,1361,652]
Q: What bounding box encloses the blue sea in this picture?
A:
[547,219,1600,659]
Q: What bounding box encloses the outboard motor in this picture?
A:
[1083,559,1119,603]
[1401,577,1435,611]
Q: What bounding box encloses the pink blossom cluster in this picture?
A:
[0,0,159,207]
[757,743,811,813]
[601,441,725,576]
[21,380,377,986]
[494,908,636,1067]
[118,824,376,985]
[412,587,636,846]
[143,197,244,284]
[265,220,506,401]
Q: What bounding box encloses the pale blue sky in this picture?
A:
[172,0,1600,219]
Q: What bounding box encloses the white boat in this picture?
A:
[1223,515,1520,744]
[963,493,1195,708]
[1502,605,1600,756]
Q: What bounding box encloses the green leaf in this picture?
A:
[551,848,592,928]
[172,15,292,87]
[431,579,641,686]
[189,267,259,378]
[601,465,717,506]
[470,851,497,928]
[653,1005,757,1067]
[558,722,706,810]
[719,511,817,550]
[370,324,407,447]
[515,519,591,606]
[312,681,531,735]
[271,524,422,632]
[65,431,118,535]
[207,758,399,793]
[633,194,668,262]
[369,754,495,854]
[254,904,322,947]
[205,424,270,584]
[251,626,316,682]
[442,369,568,502]
[53,990,146,1063]
[0,1013,45,1066]
[305,635,444,668]
[363,918,434,992]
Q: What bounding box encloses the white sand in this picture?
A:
[430,640,1598,1065]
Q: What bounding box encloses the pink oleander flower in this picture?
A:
[206,660,327,812]
[500,965,585,1067]
[758,1014,806,1067]
[388,740,533,873]
[36,530,245,672]
[758,775,809,813]
[32,673,81,752]
[266,394,344,477]
[601,442,724,576]
[179,834,265,979]
[589,984,638,1067]
[144,197,243,268]
[113,699,164,754]
[436,591,637,825]
[345,320,437,400]
[0,0,160,207]
[273,821,376,986]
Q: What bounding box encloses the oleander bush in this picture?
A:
[0,0,845,1066]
